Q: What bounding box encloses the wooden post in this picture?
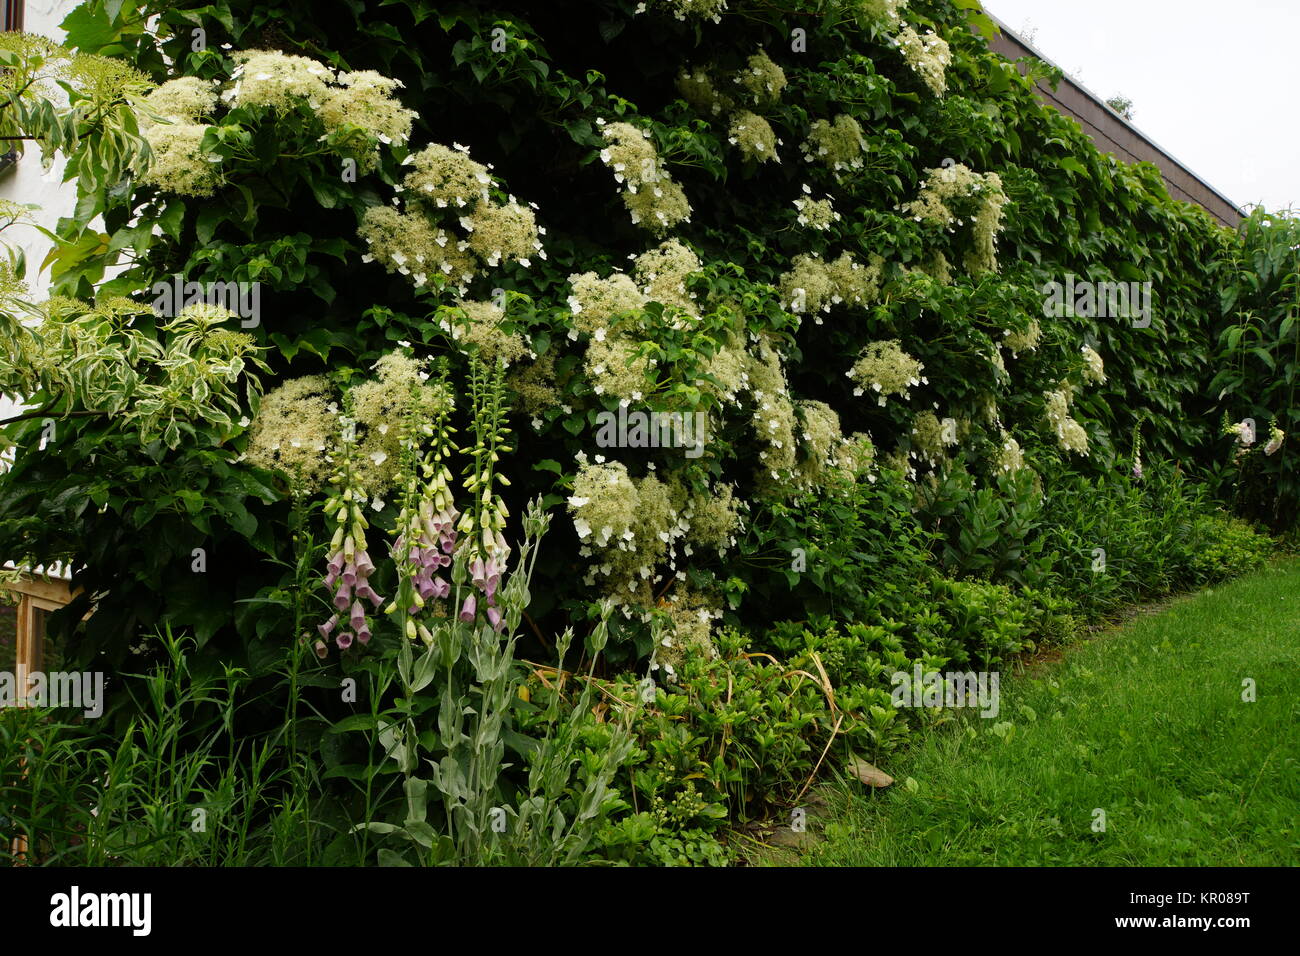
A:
[3,572,80,864]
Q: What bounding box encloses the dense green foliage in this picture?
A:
[0,0,1293,865]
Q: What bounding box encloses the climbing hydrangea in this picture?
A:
[139,77,217,126]
[996,431,1025,473]
[848,340,925,406]
[1081,344,1106,384]
[644,0,729,24]
[403,143,491,208]
[729,111,780,163]
[802,114,869,174]
[780,252,882,318]
[905,164,1009,273]
[676,67,733,115]
[634,240,701,312]
[734,49,787,106]
[894,26,953,96]
[443,299,529,367]
[599,120,693,233]
[1044,386,1089,456]
[226,50,332,113]
[318,70,417,153]
[245,375,335,492]
[568,271,648,336]
[794,187,840,231]
[1003,318,1042,357]
[138,122,222,197]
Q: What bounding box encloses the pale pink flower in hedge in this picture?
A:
[318,614,339,641]
[357,582,383,608]
[486,606,503,632]
[459,595,477,622]
[356,624,372,645]
[1228,420,1256,446]
[1264,424,1285,456]
[334,581,353,611]
[350,600,367,632]
[313,640,329,659]
[336,631,354,651]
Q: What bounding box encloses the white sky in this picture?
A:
[984,0,1298,213]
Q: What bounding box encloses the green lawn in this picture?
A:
[799,558,1300,866]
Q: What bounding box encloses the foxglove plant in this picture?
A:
[455,359,513,633]
[351,359,635,865]
[387,360,460,643]
[318,414,384,653]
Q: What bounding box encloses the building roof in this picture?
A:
[984,14,1243,228]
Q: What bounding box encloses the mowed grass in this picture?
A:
[801,558,1300,866]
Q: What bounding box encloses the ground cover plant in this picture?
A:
[0,0,1294,865]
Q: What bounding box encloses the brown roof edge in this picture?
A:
[979,12,1243,229]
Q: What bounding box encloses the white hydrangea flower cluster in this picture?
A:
[227,52,416,169]
[894,26,952,96]
[226,51,334,112]
[747,336,799,479]
[440,299,529,367]
[1044,386,1089,456]
[856,0,908,28]
[848,340,926,406]
[634,239,702,313]
[598,120,693,234]
[780,252,884,320]
[904,163,1009,273]
[139,77,218,128]
[996,430,1025,474]
[802,114,869,175]
[566,240,705,399]
[135,77,222,196]
[1003,318,1041,357]
[245,352,451,495]
[137,122,222,197]
[568,459,742,607]
[794,184,840,231]
[676,67,733,116]
[1080,344,1106,383]
[137,52,418,196]
[729,110,781,163]
[909,410,957,466]
[318,70,418,153]
[794,400,876,488]
[360,142,544,294]
[653,591,724,683]
[640,0,728,24]
[677,49,788,167]
[734,48,787,106]
[244,375,335,491]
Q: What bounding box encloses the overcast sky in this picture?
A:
[984,0,1297,214]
